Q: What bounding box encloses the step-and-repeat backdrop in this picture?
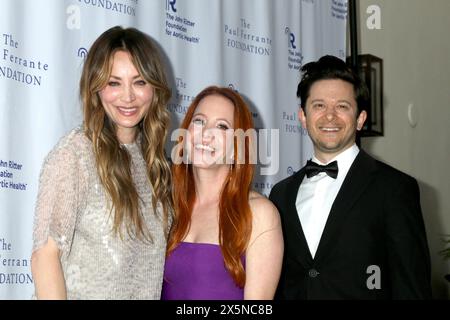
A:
[0,0,347,299]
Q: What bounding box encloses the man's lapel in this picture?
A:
[286,168,314,265]
[313,150,378,263]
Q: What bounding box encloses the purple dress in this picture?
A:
[161,242,244,300]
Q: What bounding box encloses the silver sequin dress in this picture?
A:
[32,127,168,299]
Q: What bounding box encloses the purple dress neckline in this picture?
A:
[162,241,244,300]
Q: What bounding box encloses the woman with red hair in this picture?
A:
[162,86,283,300]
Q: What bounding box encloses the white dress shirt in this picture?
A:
[295,144,360,258]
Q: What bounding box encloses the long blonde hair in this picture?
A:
[80,26,172,241]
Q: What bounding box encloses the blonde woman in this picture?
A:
[31,26,172,299]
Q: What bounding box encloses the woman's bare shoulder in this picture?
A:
[248,191,280,229]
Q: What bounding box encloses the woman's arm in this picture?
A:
[31,132,83,300]
[244,195,284,300]
[31,237,67,299]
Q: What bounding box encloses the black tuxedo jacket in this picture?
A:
[269,150,432,299]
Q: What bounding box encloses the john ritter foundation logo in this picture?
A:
[285,27,303,71]
[0,159,27,191]
[165,0,200,44]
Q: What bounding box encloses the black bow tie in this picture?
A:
[305,160,339,179]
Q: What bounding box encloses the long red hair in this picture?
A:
[167,86,255,288]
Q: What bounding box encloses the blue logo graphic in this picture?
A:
[287,166,294,176]
[285,27,303,71]
[167,0,177,12]
[228,83,238,92]
[77,47,88,59]
[285,27,297,49]
[289,33,297,49]
[165,0,199,44]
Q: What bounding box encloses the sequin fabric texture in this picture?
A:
[32,127,167,299]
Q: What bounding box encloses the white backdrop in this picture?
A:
[0,0,347,299]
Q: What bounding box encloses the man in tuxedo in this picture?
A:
[269,55,432,299]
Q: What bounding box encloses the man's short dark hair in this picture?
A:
[297,55,369,115]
